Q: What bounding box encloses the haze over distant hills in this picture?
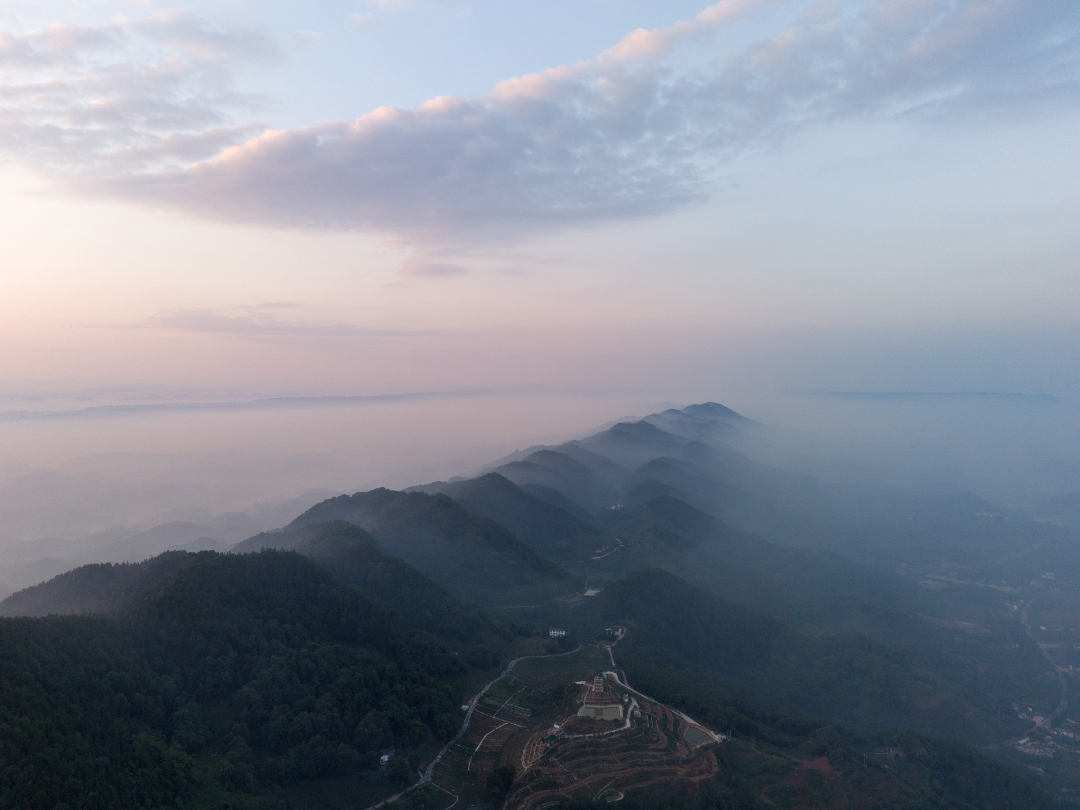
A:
[0,489,336,600]
[234,488,572,606]
[5,400,1080,808]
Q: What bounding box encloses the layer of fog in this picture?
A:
[1,387,1077,598]
[0,391,658,596]
[739,392,1080,511]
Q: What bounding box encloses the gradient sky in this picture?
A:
[1,0,1078,405]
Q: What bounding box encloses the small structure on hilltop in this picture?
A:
[584,673,623,704]
[575,673,629,722]
[549,628,566,638]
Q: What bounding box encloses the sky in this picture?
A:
[1,0,1078,407]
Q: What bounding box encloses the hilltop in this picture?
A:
[235,488,573,606]
[0,549,470,810]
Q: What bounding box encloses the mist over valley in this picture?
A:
[4,393,1080,808]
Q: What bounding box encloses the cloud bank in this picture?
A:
[3,1,1079,244]
[0,11,275,174]
[125,308,433,337]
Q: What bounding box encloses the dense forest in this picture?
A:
[236,519,527,652]
[1,543,1060,810]
[2,403,1075,808]
[0,551,471,810]
[0,551,200,618]
[597,568,1051,744]
[612,631,1057,810]
[238,489,572,606]
[407,473,603,561]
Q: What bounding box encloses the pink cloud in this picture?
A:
[3,1,1078,246]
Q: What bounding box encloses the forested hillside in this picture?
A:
[599,568,1053,745]
[1,545,1060,809]
[0,550,468,810]
[242,488,573,605]
[0,550,195,617]
[4,401,1075,808]
[608,630,1056,810]
[408,473,603,561]
[284,520,530,664]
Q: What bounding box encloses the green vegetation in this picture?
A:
[4,401,1077,808]
[0,548,1058,810]
[515,644,611,680]
[0,550,198,617]
[1,523,530,663]
[252,488,573,606]
[408,473,603,561]
[611,634,1056,810]
[0,550,467,809]
[602,568,1052,745]
[594,495,911,635]
[292,521,526,649]
[492,449,620,512]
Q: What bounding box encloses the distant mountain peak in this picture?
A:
[680,402,747,419]
[605,419,680,439]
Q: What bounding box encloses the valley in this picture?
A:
[2,402,1077,809]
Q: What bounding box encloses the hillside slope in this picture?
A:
[288,520,525,649]
[0,550,467,810]
[241,488,572,606]
[0,548,1058,810]
[598,568,1052,746]
[407,472,602,561]
[0,550,200,617]
[4,523,527,656]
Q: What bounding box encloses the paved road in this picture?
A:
[362,644,583,810]
[602,627,722,745]
[984,600,1069,752]
[600,669,721,744]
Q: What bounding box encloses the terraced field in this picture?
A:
[506,695,720,810]
[391,635,1025,810]
[419,645,725,810]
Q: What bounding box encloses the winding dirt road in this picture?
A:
[362,644,583,810]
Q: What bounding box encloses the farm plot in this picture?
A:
[504,690,720,810]
[425,668,576,806]
[423,646,724,810]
